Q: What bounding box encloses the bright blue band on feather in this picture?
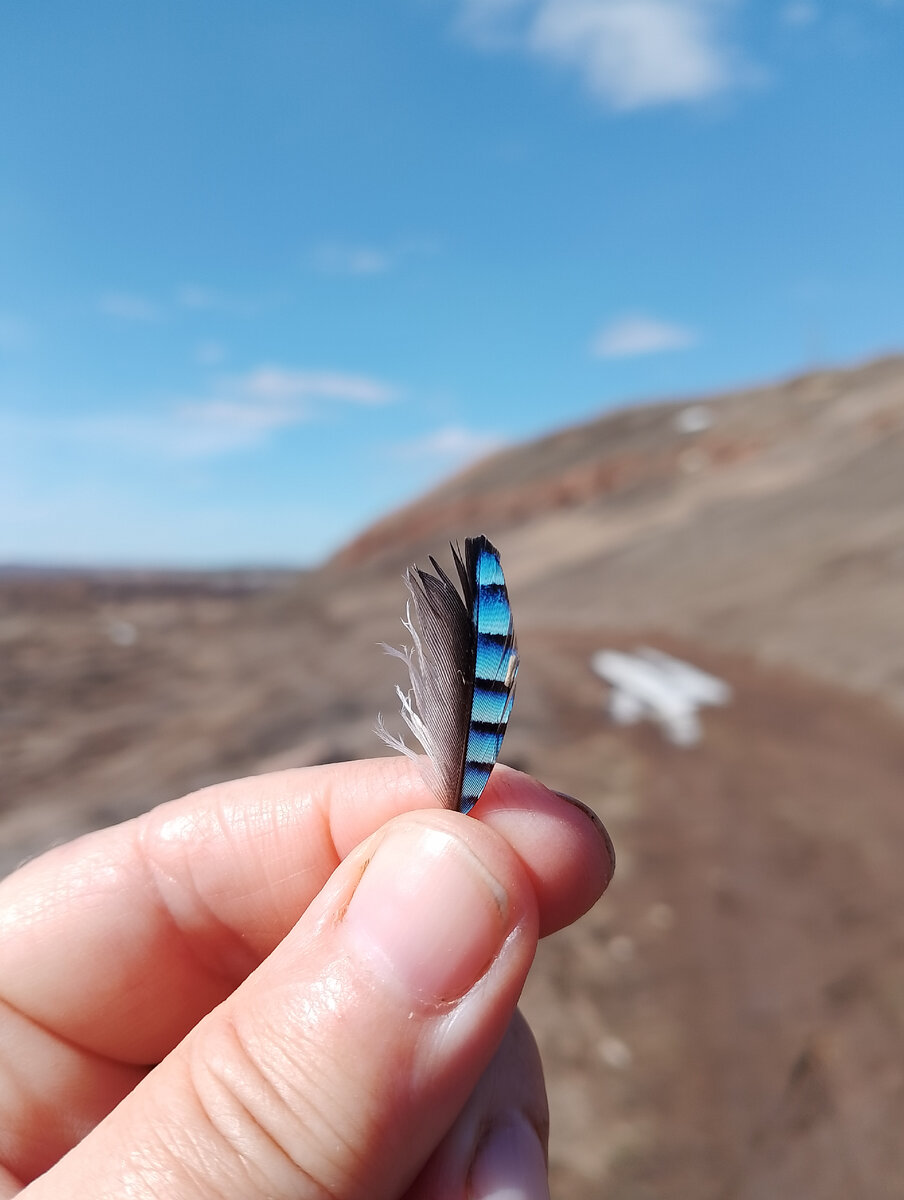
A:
[466,726,504,763]
[476,591,512,637]
[475,550,506,588]
[475,633,509,678]
[461,540,517,809]
[471,685,511,724]
[463,761,493,797]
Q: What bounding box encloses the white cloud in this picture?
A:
[98,292,161,321]
[0,407,283,461]
[311,237,438,277]
[458,0,531,47]
[456,0,749,109]
[313,243,393,276]
[101,284,260,322]
[781,2,817,26]
[532,0,732,107]
[155,402,298,457]
[175,284,260,314]
[1,364,399,461]
[237,366,396,405]
[591,313,698,357]
[176,284,228,309]
[394,425,505,463]
[170,367,397,454]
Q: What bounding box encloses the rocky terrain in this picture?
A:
[2,354,904,1197]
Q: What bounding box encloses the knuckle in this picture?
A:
[184,1011,355,1200]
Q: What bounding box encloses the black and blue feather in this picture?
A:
[377,535,519,814]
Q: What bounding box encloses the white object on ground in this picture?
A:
[591,647,731,747]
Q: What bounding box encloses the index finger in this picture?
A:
[0,758,613,1064]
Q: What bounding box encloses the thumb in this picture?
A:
[24,811,539,1200]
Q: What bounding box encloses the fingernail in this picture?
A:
[469,1112,550,1200]
[344,825,508,1004]
[553,791,616,880]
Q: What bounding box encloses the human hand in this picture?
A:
[0,758,614,1199]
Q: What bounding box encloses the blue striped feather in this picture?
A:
[377,535,519,814]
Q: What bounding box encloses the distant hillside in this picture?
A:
[335,356,903,564]
[333,354,904,714]
[0,566,301,598]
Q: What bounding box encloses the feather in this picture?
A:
[377,535,519,814]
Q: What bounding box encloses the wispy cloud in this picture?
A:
[174,283,262,314]
[146,400,299,457]
[313,244,393,276]
[166,366,398,454]
[235,366,396,405]
[457,0,528,49]
[100,284,261,322]
[176,283,229,310]
[591,313,698,357]
[781,2,817,26]
[456,0,751,109]
[393,424,505,463]
[98,291,162,321]
[1,365,399,461]
[311,237,438,277]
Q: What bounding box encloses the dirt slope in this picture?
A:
[515,631,904,1198]
[338,354,904,715]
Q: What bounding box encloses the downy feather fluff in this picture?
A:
[377,535,519,814]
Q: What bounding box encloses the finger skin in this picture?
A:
[0,1000,141,1187]
[0,760,612,1063]
[0,760,613,1185]
[402,1009,549,1200]
[19,812,542,1200]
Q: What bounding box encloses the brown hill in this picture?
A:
[2,354,904,1197]
[335,353,904,715]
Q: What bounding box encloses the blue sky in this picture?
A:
[1,0,902,566]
